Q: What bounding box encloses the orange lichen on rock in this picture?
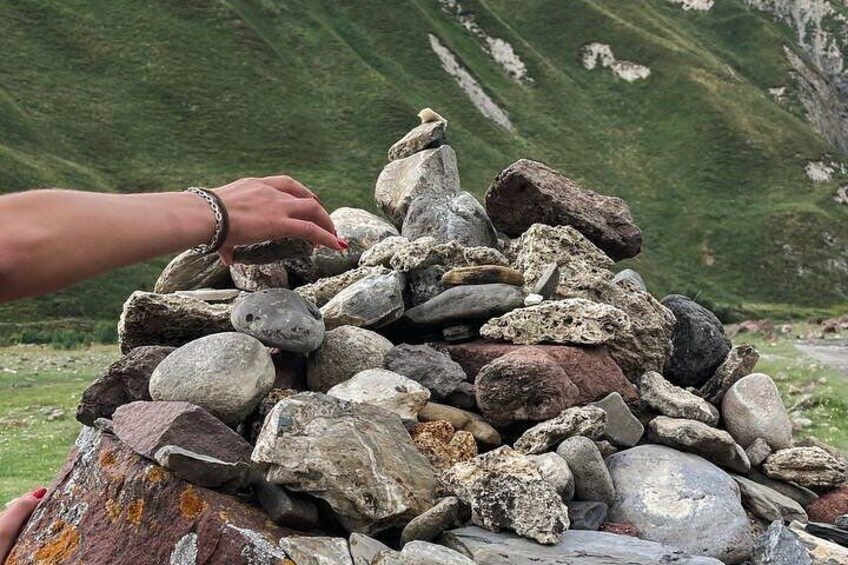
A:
[126,499,145,526]
[106,499,121,522]
[32,520,80,564]
[143,465,168,484]
[179,486,206,520]
[99,449,118,468]
[410,420,478,471]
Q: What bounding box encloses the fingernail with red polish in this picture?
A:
[32,487,47,499]
[337,238,349,250]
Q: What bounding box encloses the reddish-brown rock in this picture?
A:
[7,429,295,565]
[443,342,638,405]
[806,483,848,524]
[484,159,642,260]
[600,522,640,537]
[475,347,580,426]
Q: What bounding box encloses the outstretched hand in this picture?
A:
[0,488,46,562]
[211,175,347,266]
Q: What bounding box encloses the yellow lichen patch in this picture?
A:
[179,486,206,520]
[32,520,80,564]
[126,498,145,527]
[105,499,121,523]
[144,465,167,484]
[98,449,118,468]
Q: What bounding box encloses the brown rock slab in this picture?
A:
[76,345,174,426]
[7,428,293,565]
[484,159,642,260]
[441,265,525,287]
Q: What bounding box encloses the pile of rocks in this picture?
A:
[11,110,848,565]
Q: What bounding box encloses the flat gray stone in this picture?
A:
[153,445,251,491]
[231,289,325,354]
[590,392,643,448]
[148,333,275,427]
[607,445,753,563]
[532,263,560,299]
[398,541,475,565]
[746,437,773,467]
[568,501,608,531]
[746,470,820,507]
[384,343,467,400]
[252,480,320,530]
[320,271,406,330]
[731,474,808,524]
[648,416,750,473]
[441,526,725,564]
[388,120,447,161]
[405,284,526,327]
[401,497,461,545]
[556,436,615,504]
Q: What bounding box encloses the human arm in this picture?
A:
[0,175,345,302]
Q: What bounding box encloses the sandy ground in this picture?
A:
[795,339,848,378]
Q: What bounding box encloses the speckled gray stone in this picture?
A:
[307,326,394,393]
[231,289,324,354]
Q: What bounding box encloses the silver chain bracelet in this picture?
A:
[186,187,229,254]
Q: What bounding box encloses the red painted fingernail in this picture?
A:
[32,487,47,499]
[337,238,349,250]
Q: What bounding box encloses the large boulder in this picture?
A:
[606,445,753,564]
[230,289,325,354]
[76,345,174,426]
[320,271,406,330]
[402,191,498,248]
[252,392,437,534]
[306,326,394,393]
[375,145,460,227]
[442,446,570,544]
[441,526,724,564]
[474,347,579,427]
[312,207,399,278]
[154,249,231,293]
[118,291,233,353]
[484,159,643,260]
[722,373,793,451]
[148,333,275,427]
[7,428,292,565]
[661,295,732,388]
[480,299,631,346]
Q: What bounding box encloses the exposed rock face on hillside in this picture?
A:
[11,111,848,565]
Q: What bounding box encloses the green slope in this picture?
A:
[1,0,846,328]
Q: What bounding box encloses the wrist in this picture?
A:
[161,191,217,250]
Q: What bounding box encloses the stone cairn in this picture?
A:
[10,110,848,565]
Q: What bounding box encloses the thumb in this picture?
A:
[0,488,45,556]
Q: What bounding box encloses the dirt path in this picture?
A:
[795,339,848,378]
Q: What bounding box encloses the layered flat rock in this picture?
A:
[405,283,526,326]
[153,445,252,491]
[607,445,753,564]
[441,526,724,564]
[648,416,750,473]
[442,446,570,544]
[307,325,394,392]
[154,249,231,293]
[375,145,460,227]
[148,332,275,427]
[722,373,793,451]
[513,405,607,455]
[231,289,325,354]
[484,159,642,260]
[230,260,289,292]
[480,298,630,345]
[699,344,760,405]
[320,271,405,330]
[252,392,437,534]
[661,294,732,388]
[731,474,808,523]
[327,368,431,420]
[751,520,812,565]
[388,119,447,161]
[7,428,292,565]
[441,265,525,287]
[639,370,720,425]
[118,291,233,353]
[76,345,173,426]
[762,447,848,489]
[400,497,461,544]
[590,392,643,447]
[403,191,498,248]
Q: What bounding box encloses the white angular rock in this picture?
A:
[278,536,353,565]
[527,452,575,501]
[639,371,719,426]
[359,236,410,268]
[480,299,631,346]
[327,369,431,420]
[513,405,607,455]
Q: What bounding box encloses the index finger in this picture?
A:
[262,175,318,201]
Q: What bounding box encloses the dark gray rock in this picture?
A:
[307,326,394,393]
[532,263,560,299]
[752,520,812,565]
[722,373,793,451]
[154,249,231,293]
[402,191,498,248]
[746,470,820,507]
[401,497,461,545]
[607,445,753,563]
[484,159,643,260]
[836,514,848,530]
[661,294,732,388]
[568,501,608,531]
[444,381,477,410]
[648,416,751,473]
[231,289,325,354]
[320,271,406,330]
[384,343,467,400]
[556,436,616,504]
[153,445,252,491]
[731,474,808,523]
[76,345,174,426]
[612,268,646,291]
[404,284,526,326]
[442,446,569,544]
[252,392,437,534]
[802,522,848,549]
[388,120,447,161]
[441,526,725,564]
[148,332,275,427]
[590,392,643,448]
[252,480,320,530]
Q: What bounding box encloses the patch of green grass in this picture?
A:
[0,345,119,504]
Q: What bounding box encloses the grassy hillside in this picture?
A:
[1,0,846,330]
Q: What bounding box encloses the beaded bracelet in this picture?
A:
[185,187,229,254]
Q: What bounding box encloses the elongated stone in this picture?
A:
[513,405,607,455]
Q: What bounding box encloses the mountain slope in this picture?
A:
[1,0,846,328]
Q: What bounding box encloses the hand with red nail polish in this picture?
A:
[0,487,47,561]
